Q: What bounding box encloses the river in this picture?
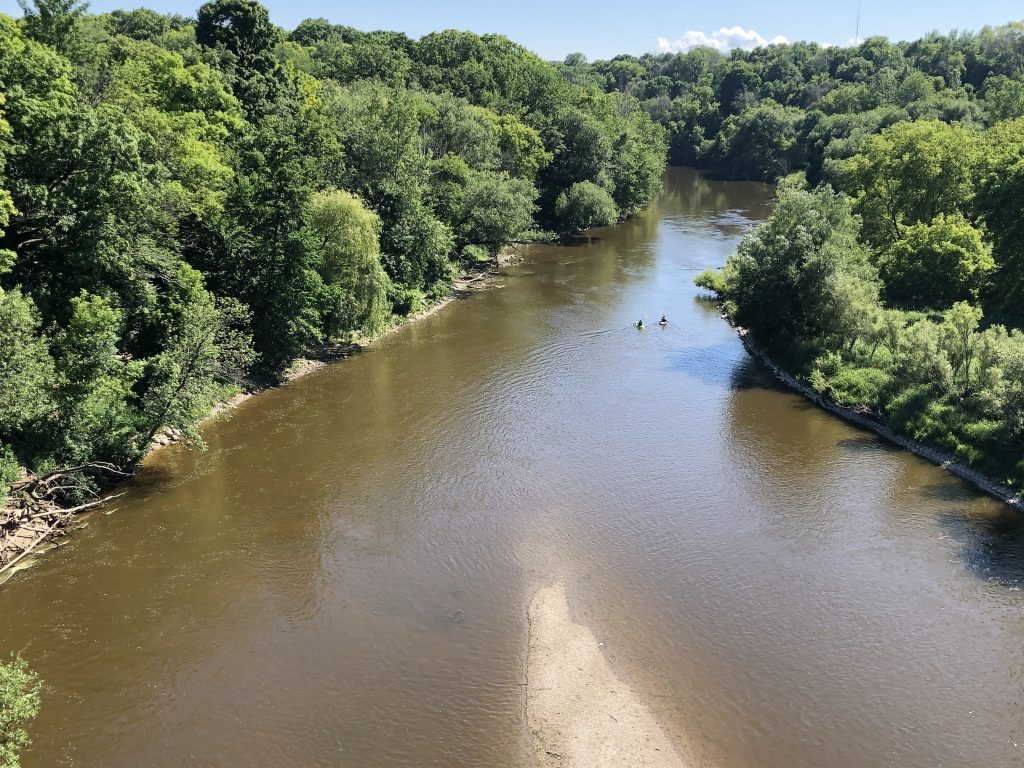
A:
[2,168,1023,767]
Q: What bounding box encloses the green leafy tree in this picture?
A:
[879,213,994,308]
[139,264,254,446]
[455,170,537,253]
[17,0,86,53]
[0,657,40,768]
[305,188,391,337]
[195,0,284,116]
[842,120,979,249]
[0,287,53,438]
[554,181,618,235]
[50,292,138,465]
[711,100,803,181]
[976,122,1024,308]
[714,187,878,343]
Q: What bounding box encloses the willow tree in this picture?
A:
[306,189,391,338]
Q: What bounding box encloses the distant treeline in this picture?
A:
[628,28,1024,489]
[561,25,1024,181]
[0,0,667,488]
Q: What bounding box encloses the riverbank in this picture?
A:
[153,262,508,450]
[736,326,1024,512]
[0,261,508,580]
[527,582,687,768]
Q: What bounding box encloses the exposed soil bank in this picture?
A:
[527,582,687,768]
[737,327,1024,512]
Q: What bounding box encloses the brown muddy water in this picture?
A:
[3,168,1024,768]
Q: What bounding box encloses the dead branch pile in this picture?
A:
[1,463,130,576]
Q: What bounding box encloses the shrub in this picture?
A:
[0,657,40,768]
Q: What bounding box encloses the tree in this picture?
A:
[939,301,984,396]
[305,189,390,337]
[975,125,1024,308]
[195,0,283,115]
[138,264,253,446]
[554,181,618,235]
[982,74,1024,121]
[455,170,537,253]
[842,120,979,249]
[711,100,802,181]
[50,292,138,465]
[0,657,40,768]
[0,288,53,438]
[715,187,878,343]
[196,0,276,61]
[17,0,86,53]
[879,213,994,308]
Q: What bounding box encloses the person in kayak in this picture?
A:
[635,319,644,329]
[659,314,668,326]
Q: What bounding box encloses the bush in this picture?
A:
[694,267,725,295]
[554,181,618,235]
[820,365,890,407]
[0,657,40,768]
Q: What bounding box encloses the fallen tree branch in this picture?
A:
[0,520,60,577]
[25,493,126,522]
[2,463,133,576]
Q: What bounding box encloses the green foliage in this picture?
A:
[0,443,19,487]
[809,353,890,406]
[561,23,1024,190]
[704,175,1024,490]
[0,0,668,480]
[554,181,618,235]
[842,120,978,250]
[0,287,53,436]
[305,188,390,337]
[976,121,1024,308]
[456,170,538,253]
[694,266,726,295]
[879,213,994,308]
[17,0,86,53]
[50,292,138,465]
[710,100,803,181]
[715,186,877,343]
[0,657,40,768]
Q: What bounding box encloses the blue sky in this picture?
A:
[1,0,1020,60]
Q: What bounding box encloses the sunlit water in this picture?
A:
[2,168,1023,767]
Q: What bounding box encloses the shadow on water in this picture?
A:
[665,340,791,393]
[921,480,985,503]
[937,502,1024,587]
[835,435,900,454]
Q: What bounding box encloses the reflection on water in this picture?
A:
[2,169,1024,768]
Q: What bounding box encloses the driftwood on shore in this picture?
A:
[1,463,130,576]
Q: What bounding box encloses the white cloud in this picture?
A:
[656,27,789,54]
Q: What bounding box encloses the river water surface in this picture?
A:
[3,168,1024,767]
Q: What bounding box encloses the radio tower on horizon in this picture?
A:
[855,0,862,45]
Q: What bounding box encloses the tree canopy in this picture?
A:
[0,0,667,502]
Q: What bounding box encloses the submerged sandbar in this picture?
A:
[527,582,687,767]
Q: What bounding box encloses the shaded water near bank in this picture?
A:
[3,168,1024,767]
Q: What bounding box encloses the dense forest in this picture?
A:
[562,26,1024,182]
[622,28,1024,489]
[0,0,667,490]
